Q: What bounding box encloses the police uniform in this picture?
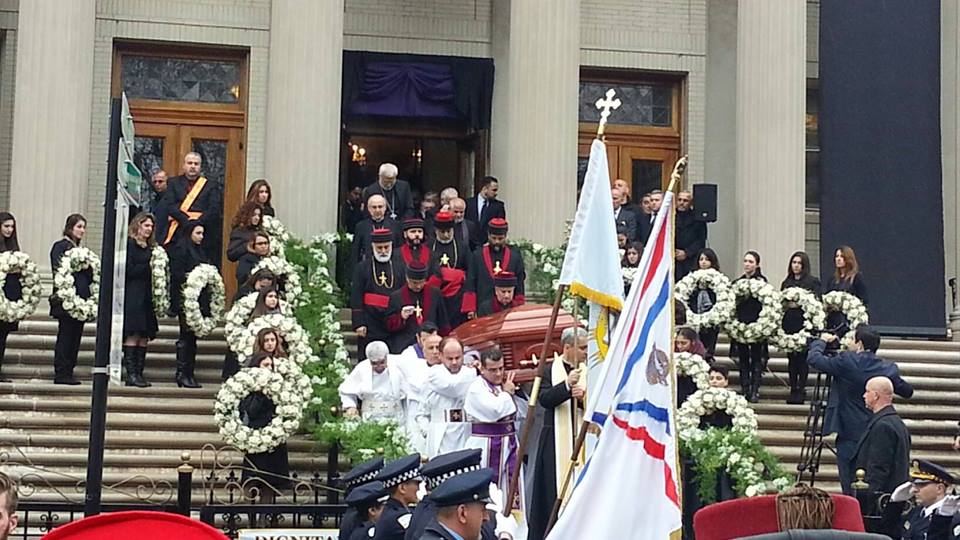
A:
[345,481,388,540]
[339,458,385,540]
[420,468,495,540]
[405,450,490,540]
[901,460,957,540]
[373,454,422,540]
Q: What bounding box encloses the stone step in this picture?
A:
[0,365,232,385]
[1,411,219,433]
[0,432,318,452]
[0,381,221,399]
[0,448,328,470]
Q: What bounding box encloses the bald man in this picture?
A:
[449,197,480,250]
[853,376,911,524]
[351,193,402,263]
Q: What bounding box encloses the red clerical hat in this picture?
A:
[487,218,508,235]
[494,271,517,288]
[403,217,426,231]
[371,228,394,244]
[433,211,454,230]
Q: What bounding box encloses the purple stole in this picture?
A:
[469,379,520,510]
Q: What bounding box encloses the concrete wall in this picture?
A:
[0,0,17,212]
[344,0,492,57]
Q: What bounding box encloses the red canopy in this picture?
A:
[42,511,228,540]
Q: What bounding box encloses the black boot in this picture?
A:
[135,346,151,388]
[749,360,764,403]
[176,340,201,388]
[738,362,751,398]
[122,346,139,387]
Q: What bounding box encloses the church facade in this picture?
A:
[0,0,957,320]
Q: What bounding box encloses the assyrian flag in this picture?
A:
[547,191,680,540]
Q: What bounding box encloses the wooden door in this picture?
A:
[616,145,679,196]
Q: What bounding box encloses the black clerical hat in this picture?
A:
[488,218,508,235]
[433,211,455,230]
[344,481,387,508]
[421,449,483,490]
[371,228,394,244]
[910,459,956,485]
[403,217,426,231]
[493,271,517,288]
[430,468,494,507]
[376,453,422,489]
[406,261,428,280]
[341,457,384,490]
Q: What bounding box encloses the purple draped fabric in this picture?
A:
[350,62,461,118]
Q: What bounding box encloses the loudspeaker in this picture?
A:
[692,184,718,223]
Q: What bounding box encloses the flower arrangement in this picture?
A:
[182,264,225,337]
[677,387,759,442]
[234,313,319,366]
[770,287,825,353]
[681,427,792,503]
[724,279,782,344]
[223,292,291,345]
[261,215,290,258]
[674,269,735,329]
[821,291,869,347]
[52,247,101,322]
[252,255,305,308]
[676,352,711,391]
[0,251,42,323]
[150,246,170,318]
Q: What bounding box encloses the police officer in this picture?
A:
[895,460,957,539]
[406,449,490,540]
[345,481,388,540]
[373,454,423,540]
[339,457,385,540]
[420,469,495,540]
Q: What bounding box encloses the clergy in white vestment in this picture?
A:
[338,340,407,423]
[463,347,528,518]
[396,332,443,454]
[417,337,478,459]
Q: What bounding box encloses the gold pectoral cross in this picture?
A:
[439,253,450,267]
[414,302,423,320]
[494,260,502,274]
[378,271,388,286]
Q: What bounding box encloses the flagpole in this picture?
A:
[502,283,567,517]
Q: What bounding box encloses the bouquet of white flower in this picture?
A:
[770,287,825,353]
[233,313,319,365]
[676,352,711,391]
[52,247,101,322]
[0,251,42,323]
[677,387,759,443]
[674,269,735,329]
[724,279,782,344]
[150,246,171,318]
[261,215,289,258]
[822,291,869,348]
[252,256,305,307]
[182,264,225,337]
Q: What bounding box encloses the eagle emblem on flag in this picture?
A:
[645,345,670,386]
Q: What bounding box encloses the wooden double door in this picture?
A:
[578,137,680,198]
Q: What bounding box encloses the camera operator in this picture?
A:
[806,324,913,494]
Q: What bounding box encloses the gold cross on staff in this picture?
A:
[414,302,423,319]
[378,271,388,286]
[493,260,502,274]
[439,253,450,267]
[595,88,622,137]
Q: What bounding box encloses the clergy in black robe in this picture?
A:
[462,218,525,317]
[427,211,470,329]
[161,153,223,266]
[362,164,415,221]
[386,262,449,354]
[351,194,403,264]
[674,191,707,280]
[352,228,406,360]
[476,272,524,317]
[398,217,432,268]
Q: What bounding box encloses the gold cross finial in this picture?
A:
[595,88,621,137]
[494,260,502,274]
[378,271,388,286]
[414,302,423,320]
[439,253,450,267]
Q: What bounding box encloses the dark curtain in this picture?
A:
[342,51,494,129]
[819,0,945,336]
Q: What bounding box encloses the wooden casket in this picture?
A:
[450,303,577,382]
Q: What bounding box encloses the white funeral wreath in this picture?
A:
[675,352,711,392]
[231,313,319,366]
[223,292,291,345]
[214,360,311,454]
[182,264,225,337]
[675,269,736,329]
[724,279,782,344]
[251,256,305,308]
[150,246,171,318]
[52,247,101,322]
[0,251,43,323]
[821,291,869,348]
[677,387,759,443]
[261,215,289,258]
[770,287,826,353]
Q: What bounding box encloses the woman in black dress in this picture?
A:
[691,248,721,359]
[246,179,276,217]
[222,270,277,382]
[252,327,286,358]
[824,245,869,341]
[250,287,283,319]
[675,326,708,405]
[732,250,768,403]
[121,212,160,387]
[0,212,21,382]
[49,214,93,385]
[240,352,291,504]
[237,232,270,286]
[780,251,821,404]
[227,202,263,264]
[169,221,208,389]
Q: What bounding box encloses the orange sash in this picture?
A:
[164,176,207,245]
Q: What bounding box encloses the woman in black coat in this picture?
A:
[240,352,291,503]
[236,231,270,285]
[169,221,208,389]
[0,212,22,382]
[226,201,263,263]
[780,251,821,405]
[732,250,768,403]
[246,179,276,218]
[222,269,277,382]
[691,248,721,359]
[824,245,869,341]
[122,212,160,388]
[49,214,93,385]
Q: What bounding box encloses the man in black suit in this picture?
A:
[449,197,480,251]
[637,189,663,243]
[675,190,707,280]
[465,176,506,238]
[362,162,415,220]
[612,186,638,242]
[161,152,223,264]
[807,324,914,494]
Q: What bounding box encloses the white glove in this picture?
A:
[939,495,960,516]
[890,481,913,503]
[416,483,427,502]
[486,482,505,514]
[494,512,518,540]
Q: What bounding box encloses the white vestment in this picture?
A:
[391,351,433,454]
[338,359,407,424]
[417,364,477,459]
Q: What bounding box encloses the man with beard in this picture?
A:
[162,152,222,263]
[363,162,414,220]
[145,169,170,242]
[462,218,526,320]
[352,194,402,264]
[399,217,432,268]
[386,261,449,353]
[352,228,406,359]
[476,272,524,316]
[674,190,707,280]
[449,197,480,251]
[0,471,18,540]
[428,211,470,328]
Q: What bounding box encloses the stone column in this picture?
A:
[490,0,579,246]
[942,0,960,338]
[265,0,343,237]
[10,0,95,267]
[735,0,806,273]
